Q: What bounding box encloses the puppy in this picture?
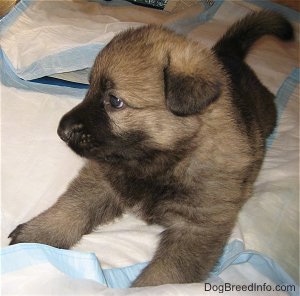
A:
[9,11,293,287]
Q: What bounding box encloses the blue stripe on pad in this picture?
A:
[1,239,298,292]
[267,67,299,148]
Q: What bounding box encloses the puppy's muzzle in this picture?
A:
[57,115,82,142]
[57,116,92,152]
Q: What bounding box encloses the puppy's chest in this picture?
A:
[109,173,186,221]
[112,175,172,202]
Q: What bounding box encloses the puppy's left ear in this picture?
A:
[164,53,221,116]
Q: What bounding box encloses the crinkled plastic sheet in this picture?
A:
[1,0,299,295]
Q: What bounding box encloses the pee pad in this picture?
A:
[0,0,143,81]
[1,0,299,295]
[0,0,224,83]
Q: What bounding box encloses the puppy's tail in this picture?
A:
[213,10,294,60]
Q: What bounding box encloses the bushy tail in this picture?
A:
[213,10,294,60]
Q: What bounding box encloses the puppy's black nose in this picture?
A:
[57,117,83,143]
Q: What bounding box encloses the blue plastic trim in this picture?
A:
[0,49,87,98]
[1,239,298,292]
[267,67,299,148]
[0,0,31,33]
[13,43,105,81]
[166,0,224,33]
[31,77,88,90]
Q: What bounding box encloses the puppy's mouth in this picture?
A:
[57,122,147,163]
[57,123,97,157]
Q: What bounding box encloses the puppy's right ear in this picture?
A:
[164,51,221,116]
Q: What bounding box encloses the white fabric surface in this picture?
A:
[1,0,299,294]
[0,0,142,80]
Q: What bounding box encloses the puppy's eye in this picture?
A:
[109,95,124,109]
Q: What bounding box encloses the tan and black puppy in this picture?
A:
[9,11,293,286]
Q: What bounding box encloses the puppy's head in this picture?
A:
[57,26,223,164]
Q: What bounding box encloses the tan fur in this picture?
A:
[10,11,292,287]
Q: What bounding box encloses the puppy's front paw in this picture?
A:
[8,223,30,245]
[131,273,166,287]
[8,221,52,246]
[131,264,173,287]
[131,276,154,288]
[8,217,82,249]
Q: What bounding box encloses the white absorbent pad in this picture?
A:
[0,0,142,81]
[1,0,299,295]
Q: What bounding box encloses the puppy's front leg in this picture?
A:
[9,161,123,249]
[132,222,233,287]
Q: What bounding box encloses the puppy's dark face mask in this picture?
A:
[57,83,147,163]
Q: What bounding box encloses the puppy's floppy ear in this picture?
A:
[164,53,221,116]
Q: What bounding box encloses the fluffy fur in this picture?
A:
[9,11,294,287]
